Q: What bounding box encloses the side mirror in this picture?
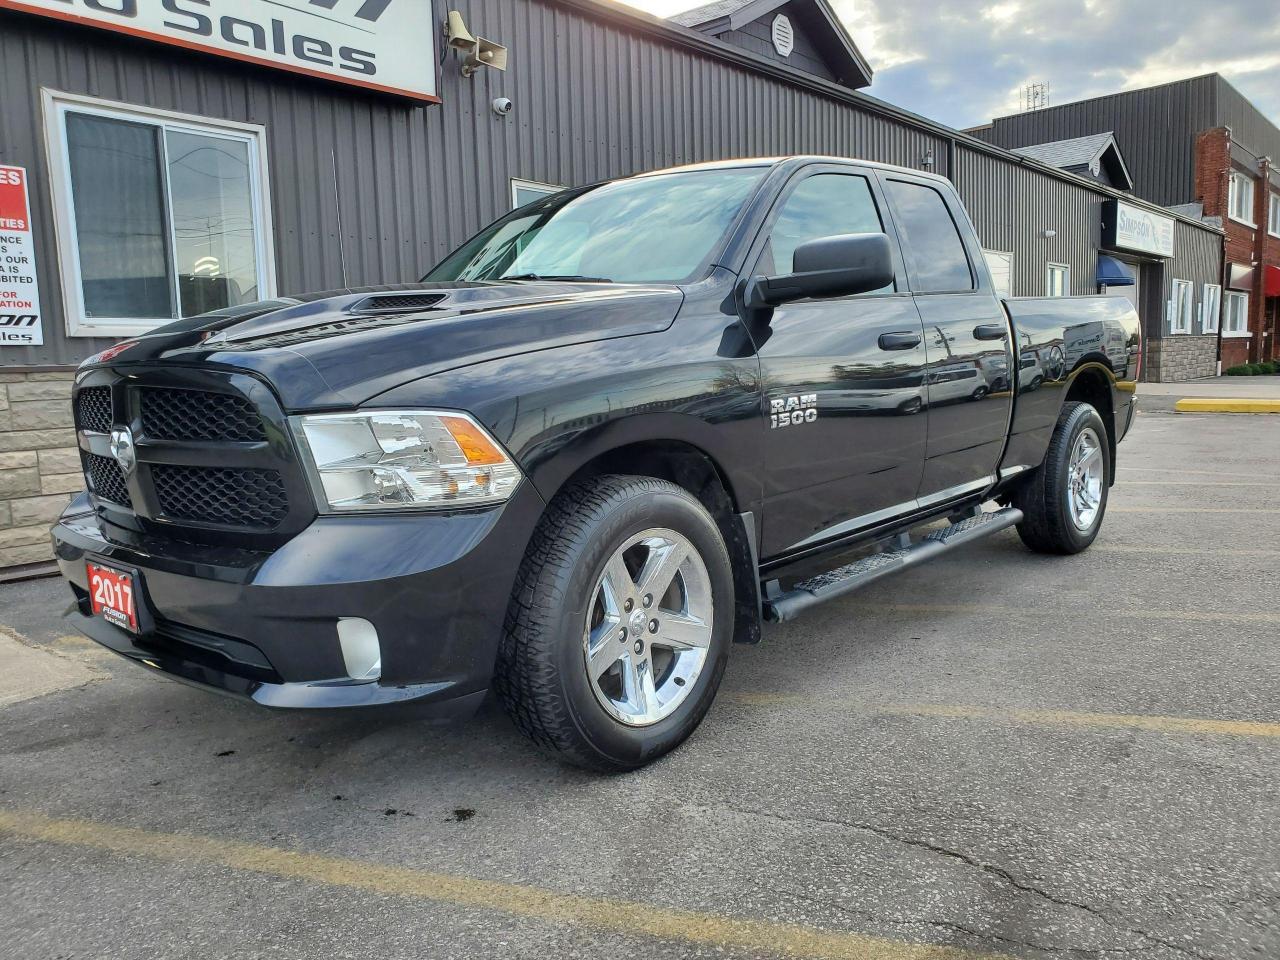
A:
[746,233,895,309]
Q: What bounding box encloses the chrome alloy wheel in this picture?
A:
[583,528,714,727]
[1067,427,1105,531]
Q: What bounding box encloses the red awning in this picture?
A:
[1266,265,1280,298]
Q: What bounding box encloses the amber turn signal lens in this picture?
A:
[440,415,508,465]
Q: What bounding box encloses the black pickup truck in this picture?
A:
[53,157,1140,770]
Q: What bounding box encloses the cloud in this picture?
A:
[631,0,1280,129]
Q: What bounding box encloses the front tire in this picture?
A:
[1013,401,1110,554]
[495,475,734,771]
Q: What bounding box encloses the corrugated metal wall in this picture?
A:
[1213,75,1280,163]
[0,0,1220,369]
[972,75,1221,208]
[954,145,1100,295]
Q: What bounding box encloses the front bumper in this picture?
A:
[52,482,546,712]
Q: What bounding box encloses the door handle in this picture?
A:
[878,331,922,351]
[973,323,1009,341]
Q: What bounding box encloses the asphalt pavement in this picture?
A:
[1,408,1277,960]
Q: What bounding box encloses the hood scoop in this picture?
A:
[350,292,448,313]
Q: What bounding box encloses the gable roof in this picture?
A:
[1011,132,1134,191]
[670,0,872,89]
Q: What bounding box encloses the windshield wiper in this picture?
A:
[499,273,613,283]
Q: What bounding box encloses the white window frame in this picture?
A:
[1270,192,1280,238]
[1222,290,1251,337]
[510,178,563,209]
[1201,283,1221,334]
[42,89,276,339]
[1045,262,1070,297]
[1168,278,1194,334]
[1228,170,1255,227]
[982,249,1013,297]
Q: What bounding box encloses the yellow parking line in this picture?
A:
[728,699,1280,740]
[0,809,1003,960]
[1118,468,1270,479]
[1116,480,1273,487]
[888,704,1280,739]
[1091,544,1280,559]
[1108,506,1280,514]
[842,601,1280,626]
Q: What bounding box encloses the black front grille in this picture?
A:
[141,388,266,443]
[152,465,289,529]
[85,453,131,506]
[76,386,112,433]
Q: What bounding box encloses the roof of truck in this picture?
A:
[632,154,953,186]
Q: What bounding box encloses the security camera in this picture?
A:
[492,97,514,117]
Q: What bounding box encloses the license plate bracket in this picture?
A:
[87,561,141,633]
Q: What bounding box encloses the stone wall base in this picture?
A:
[1144,335,1219,382]
[0,371,80,570]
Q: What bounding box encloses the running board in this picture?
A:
[762,507,1024,623]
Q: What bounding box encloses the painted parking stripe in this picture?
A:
[728,699,1280,740]
[1091,544,1280,559]
[1117,468,1273,480]
[0,809,1005,960]
[1108,506,1280,514]
[1115,480,1273,487]
[841,601,1280,626]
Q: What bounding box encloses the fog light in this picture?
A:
[337,618,381,681]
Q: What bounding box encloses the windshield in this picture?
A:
[424,167,766,285]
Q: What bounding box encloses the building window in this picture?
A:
[45,92,274,338]
[1222,291,1250,336]
[1168,279,1194,334]
[1201,283,1221,334]
[1046,263,1070,297]
[511,178,562,209]
[1270,193,1280,238]
[1228,171,1255,225]
[982,249,1013,297]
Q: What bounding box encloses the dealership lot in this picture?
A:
[1,409,1277,960]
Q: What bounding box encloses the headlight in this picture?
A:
[291,410,521,512]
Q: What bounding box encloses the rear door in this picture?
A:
[749,163,928,557]
[880,175,1014,505]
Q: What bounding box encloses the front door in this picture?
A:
[880,175,1015,505]
[749,165,928,557]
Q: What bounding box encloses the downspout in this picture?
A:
[1253,153,1270,364]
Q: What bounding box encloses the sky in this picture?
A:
[629,0,1280,130]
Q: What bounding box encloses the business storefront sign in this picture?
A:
[0,0,439,101]
[0,166,43,347]
[1102,199,1175,258]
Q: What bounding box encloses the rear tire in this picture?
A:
[1013,401,1110,555]
[495,475,734,772]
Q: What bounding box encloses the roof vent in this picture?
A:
[350,292,447,313]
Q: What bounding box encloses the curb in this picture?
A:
[1175,398,1280,414]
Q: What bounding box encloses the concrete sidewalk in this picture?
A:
[1138,375,1280,412]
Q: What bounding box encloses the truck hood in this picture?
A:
[82,281,684,409]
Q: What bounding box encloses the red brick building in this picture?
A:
[1195,126,1280,368]
[973,74,1280,377]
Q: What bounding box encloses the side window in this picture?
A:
[884,180,974,293]
[762,173,888,289]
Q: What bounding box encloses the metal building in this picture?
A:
[971,73,1280,375]
[0,0,1223,573]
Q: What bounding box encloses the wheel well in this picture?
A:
[560,440,762,643]
[1065,367,1116,483]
